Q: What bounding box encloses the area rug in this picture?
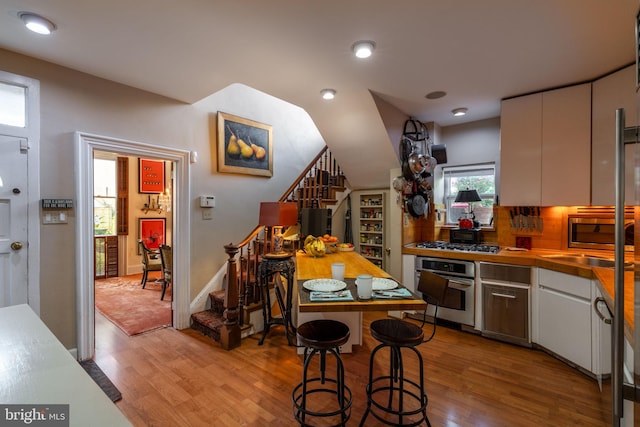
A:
[79,359,122,402]
[95,274,171,336]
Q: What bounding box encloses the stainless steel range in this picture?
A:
[415,240,500,254]
[411,256,476,327]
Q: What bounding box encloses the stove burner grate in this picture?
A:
[416,241,499,254]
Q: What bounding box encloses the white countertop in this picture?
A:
[0,304,131,427]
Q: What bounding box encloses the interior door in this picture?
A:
[94,235,118,280]
[0,134,29,307]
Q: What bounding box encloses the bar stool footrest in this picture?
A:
[292,378,352,426]
[366,375,428,422]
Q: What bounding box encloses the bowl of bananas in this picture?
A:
[303,235,327,257]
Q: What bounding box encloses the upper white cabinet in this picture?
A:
[500,93,543,206]
[500,83,591,206]
[591,65,637,206]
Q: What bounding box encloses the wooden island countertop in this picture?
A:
[295,250,427,313]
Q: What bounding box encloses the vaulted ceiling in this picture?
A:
[0,0,637,188]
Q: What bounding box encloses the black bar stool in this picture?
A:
[292,319,352,427]
[358,270,449,426]
[359,318,430,427]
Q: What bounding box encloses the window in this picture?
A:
[94,158,117,236]
[0,81,27,127]
[443,163,496,226]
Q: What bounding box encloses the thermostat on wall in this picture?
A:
[200,196,215,208]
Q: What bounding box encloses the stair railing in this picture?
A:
[220,146,347,348]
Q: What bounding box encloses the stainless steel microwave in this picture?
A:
[568,216,634,251]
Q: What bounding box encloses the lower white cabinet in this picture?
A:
[538,284,592,371]
[537,268,611,376]
[591,286,612,388]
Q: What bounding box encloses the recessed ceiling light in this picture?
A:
[321,89,336,100]
[425,91,447,100]
[18,12,56,35]
[351,41,375,59]
[452,107,468,116]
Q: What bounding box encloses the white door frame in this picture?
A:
[75,132,191,360]
[0,71,40,314]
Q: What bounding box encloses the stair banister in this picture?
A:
[220,244,241,350]
[208,146,347,349]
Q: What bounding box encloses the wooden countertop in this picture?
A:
[296,250,427,313]
[404,245,635,342]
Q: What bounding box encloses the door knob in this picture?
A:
[10,242,23,251]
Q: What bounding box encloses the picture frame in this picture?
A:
[139,218,166,252]
[217,111,273,177]
[139,158,165,194]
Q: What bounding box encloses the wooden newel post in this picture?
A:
[220,243,241,350]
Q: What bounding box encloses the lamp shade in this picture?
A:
[259,202,298,227]
[454,189,481,203]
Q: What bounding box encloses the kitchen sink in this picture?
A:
[541,254,633,270]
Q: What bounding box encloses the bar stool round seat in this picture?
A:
[292,319,352,427]
[359,318,431,427]
[370,318,424,347]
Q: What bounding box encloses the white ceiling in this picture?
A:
[0,0,638,187]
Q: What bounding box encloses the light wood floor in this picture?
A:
[95,311,611,426]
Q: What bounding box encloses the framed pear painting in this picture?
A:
[217,112,273,177]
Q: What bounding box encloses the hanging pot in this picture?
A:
[405,193,426,217]
[424,156,437,174]
[416,174,432,193]
[408,152,427,176]
[392,176,405,192]
[400,136,415,181]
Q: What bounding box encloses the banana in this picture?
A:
[303,236,326,257]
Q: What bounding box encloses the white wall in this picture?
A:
[433,117,501,203]
[0,48,323,347]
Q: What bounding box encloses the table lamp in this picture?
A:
[454,188,481,224]
[259,202,299,258]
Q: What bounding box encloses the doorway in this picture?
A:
[92,151,174,335]
[75,132,191,361]
[0,71,40,313]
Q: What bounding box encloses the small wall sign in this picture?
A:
[41,199,73,209]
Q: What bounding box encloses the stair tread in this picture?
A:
[191,310,224,343]
[191,310,224,324]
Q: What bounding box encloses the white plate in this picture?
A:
[303,279,347,292]
[372,278,398,291]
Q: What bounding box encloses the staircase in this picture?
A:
[190,147,349,349]
[190,290,226,342]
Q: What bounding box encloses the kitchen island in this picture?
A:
[0,304,132,427]
[295,250,427,352]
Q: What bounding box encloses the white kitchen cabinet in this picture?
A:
[537,269,592,372]
[499,93,542,206]
[591,286,612,389]
[591,65,638,206]
[540,84,592,206]
[500,84,591,206]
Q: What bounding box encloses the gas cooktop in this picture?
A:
[414,241,500,254]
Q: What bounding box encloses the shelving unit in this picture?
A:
[358,193,385,270]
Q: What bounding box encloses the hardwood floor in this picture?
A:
[95,311,611,426]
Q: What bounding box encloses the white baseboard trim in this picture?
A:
[190,264,226,313]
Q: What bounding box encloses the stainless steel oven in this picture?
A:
[412,257,475,327]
